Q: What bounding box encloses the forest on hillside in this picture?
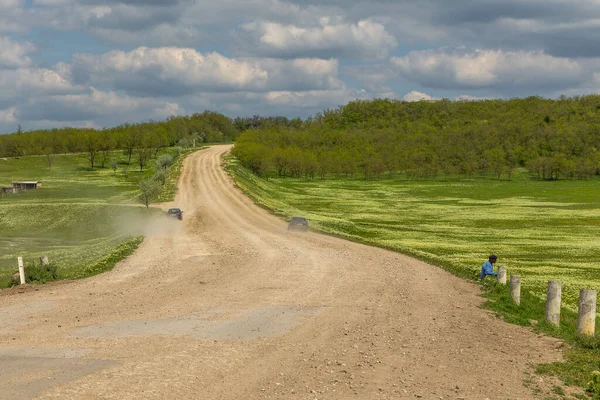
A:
[0,112,300,170]
[3,96,600,180]
[233,96,600,180]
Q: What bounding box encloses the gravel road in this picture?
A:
[0,145,563,399]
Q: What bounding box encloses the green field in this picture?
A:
[229,160,600,312]
[0,149,185,287]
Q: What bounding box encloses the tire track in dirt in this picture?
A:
[0,145,563,399]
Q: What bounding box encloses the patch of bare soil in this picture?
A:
[0,145,564,399]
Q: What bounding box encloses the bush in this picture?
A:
[10,261,59,286]
[587,371,600,398]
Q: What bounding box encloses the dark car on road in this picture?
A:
[288,216,308,231]
[167,208,183,220]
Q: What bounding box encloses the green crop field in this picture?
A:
[229,159,600,312]
[0,149,186,288]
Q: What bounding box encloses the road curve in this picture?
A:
[0,145,562,399]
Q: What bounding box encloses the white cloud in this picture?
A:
[0,67,83,104]
[0,0,24,8]
[402,91,490,102]
[0,37,35,68]
[455,94,489,101]
[256,57,343,91]
[0,107,17,123]
[19,87,183,122]
[392,49,585,91]
[67,46,343,95]
[403,91,437,102]
[91,24,206,46]
[264,87,366,108]
[241,18,397,59]
[69,47,268,94]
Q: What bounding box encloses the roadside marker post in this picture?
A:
[18,257,25,285]
[497,266,507,285]
[577,289,597,337]
[510,275,521,305]
[545,281,562,327]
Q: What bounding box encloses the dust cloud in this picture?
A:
[110,207,185,239]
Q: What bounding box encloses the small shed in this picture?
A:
[12,181,41,190]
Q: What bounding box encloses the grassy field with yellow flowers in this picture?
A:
[229,157,600,395]
[229,159,600,311]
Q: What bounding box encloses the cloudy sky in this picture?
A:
[1,0,600,133]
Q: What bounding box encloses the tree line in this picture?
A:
[232,96,600,180]
[0,111,244,170]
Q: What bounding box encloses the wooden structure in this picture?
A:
[12,181,41,190]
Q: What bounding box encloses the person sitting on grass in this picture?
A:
[480,254,498,280]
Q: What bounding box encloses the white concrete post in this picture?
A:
[510,275,521,305]
[18,257,25,285]
[545,281,562,327]
[40,256,49,267]
[577,289,597,337]
[497,266,507,285]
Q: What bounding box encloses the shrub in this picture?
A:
[10,261,59,286]
[587,371,600,398]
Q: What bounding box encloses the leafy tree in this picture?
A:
[84,131,100,170]
[156,154,173,171]
[153,169,167,185]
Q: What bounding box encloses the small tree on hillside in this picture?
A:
[99,131,114,168]
[110,160,119,175]
[84,131,100,170]
[139,179,160,209]
[153,169,166,185]
[136,147,152,172]
[44,147,53,170]
[156,154,173,171]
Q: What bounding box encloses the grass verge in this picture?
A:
[159,148,195,202]
[0,147,189,287]
[226,155,600,397]
[482,280,600,398]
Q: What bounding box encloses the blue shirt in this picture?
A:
[480,261,497,279]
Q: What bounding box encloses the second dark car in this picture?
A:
[287,216,308,231]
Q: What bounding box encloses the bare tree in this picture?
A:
[85,131,100,170]
[139,179,160,208]
[44,147,53,170]
[110,160,119,175]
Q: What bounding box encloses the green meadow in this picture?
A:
[0,149,185,287]
[229,160,600,312]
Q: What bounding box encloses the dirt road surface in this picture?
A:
[0,145,563,399]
